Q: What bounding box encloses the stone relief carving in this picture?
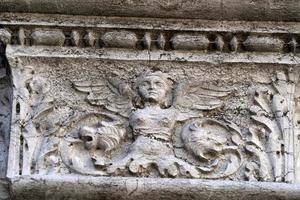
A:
[12,66,55,175]
[249,69,299,182]
[52,69,283,181]
[59,70,240,178]
[9,61,300,183]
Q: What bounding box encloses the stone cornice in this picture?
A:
[0,0,300,22]
[1,13,300,33]
[1,13,300,64]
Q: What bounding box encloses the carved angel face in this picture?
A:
[138,74,170,106]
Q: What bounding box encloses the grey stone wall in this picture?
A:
[0,0,300,21]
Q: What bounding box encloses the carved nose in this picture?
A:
[149,84,154,89]
[149,82,157,90]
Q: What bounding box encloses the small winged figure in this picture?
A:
[72,70,232,177]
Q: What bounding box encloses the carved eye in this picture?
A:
[155,81,164,87]
[141,81,149,88]
[140,83,146,89]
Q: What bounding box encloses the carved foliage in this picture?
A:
[249,69,299,182]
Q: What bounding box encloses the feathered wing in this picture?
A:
[73,76,134,118]
[173,81,232,111]
[64,76,133,172]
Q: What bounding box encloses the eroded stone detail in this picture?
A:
[243,36,284,52]
[59,70,239,178]
[31,29,65,46]
[0,30,11,46]
[12,67,55,175]
[4,42,300,186]
[101,31,138,49]
[84,32,98,47]
[3,23,300,53]
[0,40,12,178]
[250,69,299,182]
[2,4,300,200]
[7,61,300,183]
[171,34,210,50]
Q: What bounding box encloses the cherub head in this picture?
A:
[135,71,173,108]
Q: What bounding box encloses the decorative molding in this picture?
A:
[1,0,300,22]
[0,13,300,54]
[2,27,299,53]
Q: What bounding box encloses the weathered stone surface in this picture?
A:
[2,14,299,54]
[1,52,297,184]
[101,31,138,48]
[0,30,11,46]
[10,176,300,200]
[70,31,81,47]
[31,29,65,46]
[171,34,210,50]
[0,70,11,179]
[157,33,166,50]
[243,36,284,52]
[0,179,9,200]
[215,35,224,51]
[0,36,12,200]
[1,3,300,199]
[0,39,11,178]
[1,0,300,22]
[84,32,98,47]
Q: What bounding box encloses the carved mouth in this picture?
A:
[81,135,96,150]
[148,92,158,96]
[82,135,93,142]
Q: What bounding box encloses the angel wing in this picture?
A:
[73,76,134,118]
[173,81,232,111]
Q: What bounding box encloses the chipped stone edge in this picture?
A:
[5,46,300,65]
[8,175,300,200]
[1,12,300,33]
